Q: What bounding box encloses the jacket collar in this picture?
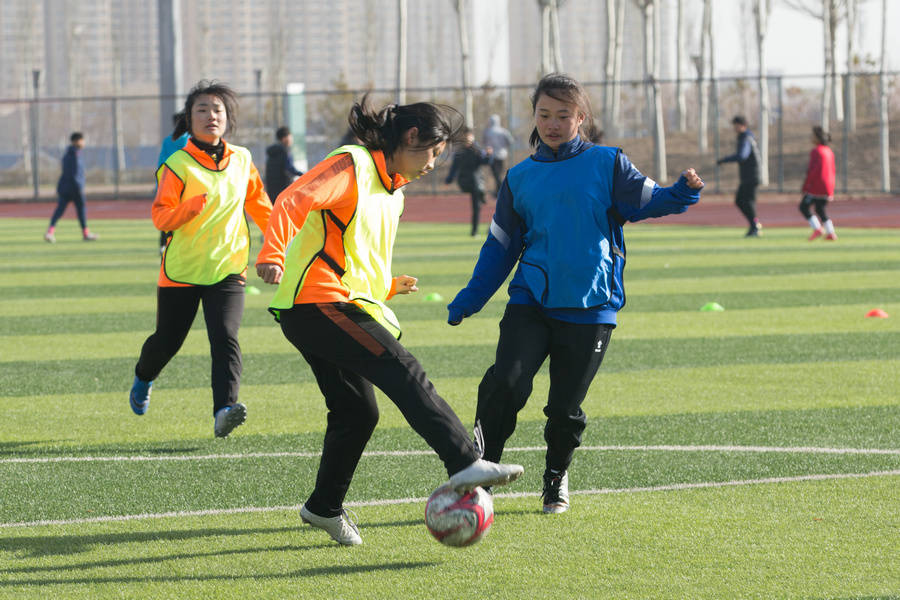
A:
[533,135,591,162]
[183,138,233,170]
[371,149,409,193]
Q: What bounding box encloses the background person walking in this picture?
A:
[799,125,838,241]
[482,114,514,195]
[445,126,493,236]
[129,81,272,438]
[44,132,98,242]
[718,115,762,237]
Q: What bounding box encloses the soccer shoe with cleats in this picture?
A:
[83,232,98,241]
[808,228,824,241]
[43,232,56,243]
[449,459,524,493]
[825,232,838,241]
[129,376,152,415]
[300,504,362,546]
[542,470,570,514]
[214,403,247,438]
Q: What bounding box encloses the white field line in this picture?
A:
[2,444,900,465]
[1,469,898,530]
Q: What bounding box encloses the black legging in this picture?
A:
[799,194,829,222]
[135,274,246,415]
[735,183,758,226]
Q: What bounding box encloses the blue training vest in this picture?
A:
[506,145,624,311]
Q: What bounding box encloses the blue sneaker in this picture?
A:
[214,403,247,438]
[129,376,152,415]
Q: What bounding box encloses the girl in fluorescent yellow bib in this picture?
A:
[130,81,272,438]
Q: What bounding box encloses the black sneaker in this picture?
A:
[745,222,762,237]
[542,469,570,514]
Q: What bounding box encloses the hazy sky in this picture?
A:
[712,1,899,78]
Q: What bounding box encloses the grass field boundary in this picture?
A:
[3,444,899,465]
[2,469,897,530]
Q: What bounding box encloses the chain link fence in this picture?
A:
[1,72,897,201]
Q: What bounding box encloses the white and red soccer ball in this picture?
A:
[425,483,494,547]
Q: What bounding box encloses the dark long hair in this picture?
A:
[529,73,599,148]
[347,94,464,157]
[813,125,831,146]
[172,80,239,139]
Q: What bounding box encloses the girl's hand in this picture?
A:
[256,263,283,285]
[394,275,419,294]
[682,168,704,189]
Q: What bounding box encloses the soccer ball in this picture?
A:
[425,483,494,547]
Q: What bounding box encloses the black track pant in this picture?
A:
[470,189,485,236]
[735,182,759,226]
[49,191,87,229]
[475,304,613,473]
[798,194,829,222]
[279,302,479,517]
[134,274,245,415]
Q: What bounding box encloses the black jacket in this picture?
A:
[265,143,303,202]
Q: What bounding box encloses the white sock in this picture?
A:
[808,215,821,230]
[824,219,835,235]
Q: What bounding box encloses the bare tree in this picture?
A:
[695,0,712,153]
[845,0,858,131]
[453,0,474,127]
[754,0,771,185]
[538,0,565,75]
[784,0,845,129]
[604,0,625,137]
[397,0,407,104]
[675,0,687,132]
[634,0,667,182]
[878,0,890,191]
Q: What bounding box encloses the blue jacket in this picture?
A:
[56,144,85,197]
[448,136,701,326]
[157,132,189,169]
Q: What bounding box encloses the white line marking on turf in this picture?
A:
[2,444,899,464]
[1,469,897,529]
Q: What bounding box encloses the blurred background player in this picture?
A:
[129,80,271,438]
[718,115,762,237]
[447,73,704,515]
[156,112,190,253]
[482,114,514,195]
[44,132,98,242]
[799,125,838,241]
[255,96,523,546]
[265,126,304,203]
[445,126,493,236]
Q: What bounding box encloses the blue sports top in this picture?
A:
[447,135,701,326]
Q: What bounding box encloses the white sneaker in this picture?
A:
[300,504,362,546]
[213,403,247,438]
[449,459,524,493]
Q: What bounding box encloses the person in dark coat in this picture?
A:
[445,127,493,236]
[44,132,97,242]
[718,115,763,237]
[265,126,304,203]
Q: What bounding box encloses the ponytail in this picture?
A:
[348,94,464,157]
[171,111,188,139]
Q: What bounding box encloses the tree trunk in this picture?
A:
[821,0,832,130]
[828,0,843,123]
[697,0,711,153]
[397,0,407,105]
[539,0,552,75]
[454,0,473,127]
[878,0,890,192]
[845,0,857,131]
[651,0,667,182]
[675,0,687,131]
[550,0,564,72]
[755,0,770,186]
[612,0,625,137]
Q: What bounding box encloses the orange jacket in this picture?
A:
[256,148,408,304]
[153,139,271,287]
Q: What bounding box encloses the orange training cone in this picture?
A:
[865,308,889,318]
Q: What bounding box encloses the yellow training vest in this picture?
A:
[270,145,405,338]
[161,145,253,285]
